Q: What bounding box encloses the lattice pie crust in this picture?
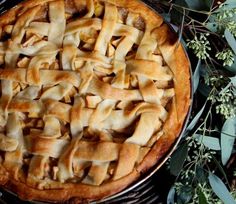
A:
[0,0,191,202]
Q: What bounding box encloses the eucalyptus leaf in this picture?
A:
[186,100,207,132]
[212,156,230,187]
[170,142,188,176]
[167,186,175,204]
[193,59,201,93]
[178,185,193,203]
[185,0,213,10]
[214,0,236,13]
[194,134,221,150]
[223,0,236,5]
[198,67,210,95]
[0,0,6,6]
[198,188,208,204]
[225,29,236,55]
[215,0,236,11]
[170,9,184,25]
[208,15,217,23]
[196,166,208,184]
[185,0,201,9]
[208,173,236,204]
[206,22,217,33]
[198,82,211,97]
[219,81,231,95]
[170,24,179,32]
[204,0,214,9]
[226,56,236,73]
[216,5,236,11]
[230,76,236,86]
[175,0,188,7]
[221,117,236,165]
[162,13,171,22]
[170,0,188,25]
[199,65,208,77]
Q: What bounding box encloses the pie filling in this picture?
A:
[0,0,175,189]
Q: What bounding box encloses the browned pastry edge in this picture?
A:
[0,168,140,203]
[0,0,191,202]
[137,22,191,173]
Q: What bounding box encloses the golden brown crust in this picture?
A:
[137,24,191,173]
[0,0,53,26]
[102,0,163,27]
[2,165,139,202]
[0,0,191,202]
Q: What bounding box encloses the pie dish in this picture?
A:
[0,0,191,202]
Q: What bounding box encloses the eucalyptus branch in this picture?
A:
[164,0,236,202]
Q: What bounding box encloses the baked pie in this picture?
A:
[0,0,191,202]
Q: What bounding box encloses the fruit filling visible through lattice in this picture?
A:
[0,0,174,188]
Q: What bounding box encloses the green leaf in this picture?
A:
[198,187,208,204]
[0,0,7,6]
[170,0,188,25]
[170,142,188,176]
[204,0,214,9]
[162,13,171,22]
[167,186,175,204]
[226,56,236,73]
[215,0,236,11]
[185,0,201,9]
[175,0,188,7]
[221,117,236,165]
[206,22,217,33]
[212,156,230,187]
[219,0,236,10]
[193,59,201,93]
[196,166,208,184]
[186,100,207,132]
[194,134,221,150]
[170,8,183,26]
[170,23,178,32]
[225,29,236,55]
[198,82,211,97]
[178,185,193,203]
[219,81,232,95]
[208,173,236,204]
[230,76,236,86]
[224,0,236,3]
[185,0,213,10]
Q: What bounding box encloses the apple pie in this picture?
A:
[0,0,191,202]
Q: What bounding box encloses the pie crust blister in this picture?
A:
[0,0,190,202]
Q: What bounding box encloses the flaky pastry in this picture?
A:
[0,0,191,202]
